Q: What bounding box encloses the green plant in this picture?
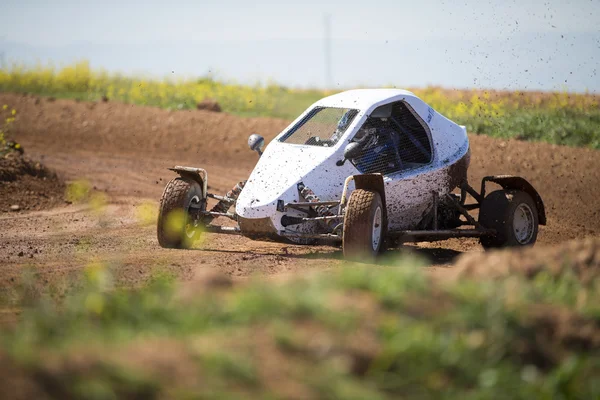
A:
[2,253,599,399]
[0,104,21,156]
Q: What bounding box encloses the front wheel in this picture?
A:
[479,190,539,249]
[342,189,385,260]
[157,177,205,248]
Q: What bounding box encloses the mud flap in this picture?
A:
[481,175,546,225]
[169,166,208,200]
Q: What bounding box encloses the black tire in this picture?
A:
[343,189,385,260]
[479,190,539,249]
[157,177,205,248]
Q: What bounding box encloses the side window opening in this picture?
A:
[349,101,432,175]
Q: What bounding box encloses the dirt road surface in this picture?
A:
[1,93,599,292]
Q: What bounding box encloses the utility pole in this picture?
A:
[0,36,5,70]
[324,14,332,89]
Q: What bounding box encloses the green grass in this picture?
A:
[468,108,600,149]
[2,256,599,399]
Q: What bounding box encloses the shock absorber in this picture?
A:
[297,182,336,228]
[205,180,246,223]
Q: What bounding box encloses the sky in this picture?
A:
[1,0,599,92]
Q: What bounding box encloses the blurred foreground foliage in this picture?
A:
[0,104,22,156]
[1,255,599,399]
[1,61,599,149]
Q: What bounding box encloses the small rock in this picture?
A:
[10,205,20,212]
[196,99,222,112]
[18,251,24,257]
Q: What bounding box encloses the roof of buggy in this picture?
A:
[314,89,419,110]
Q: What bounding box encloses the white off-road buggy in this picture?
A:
[157,89,545,258]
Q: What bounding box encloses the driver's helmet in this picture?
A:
[336,109,357,133]
[360,129,379,151]
[331,109,358,143]
[354,125,377,142]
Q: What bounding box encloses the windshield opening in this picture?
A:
[278,107,359,147]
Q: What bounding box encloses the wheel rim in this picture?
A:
[185,195,201,239]
[372,206,382,251]
[513,203,535,244]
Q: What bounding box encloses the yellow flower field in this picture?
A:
[1,61,599,148]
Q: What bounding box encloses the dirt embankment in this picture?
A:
[3,93,289,169]
[0,152,65,213]
[454,235,600,283]
[0,92,598,289]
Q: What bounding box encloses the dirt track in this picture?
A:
[0,93,599,290]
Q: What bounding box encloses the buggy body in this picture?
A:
[236,89,468,234]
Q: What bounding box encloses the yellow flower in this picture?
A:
[1,105,6,110]
[11,109,16,115]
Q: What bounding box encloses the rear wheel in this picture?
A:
[157,177,205,248]
[479,190,538,249]
[343,189,385,260]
